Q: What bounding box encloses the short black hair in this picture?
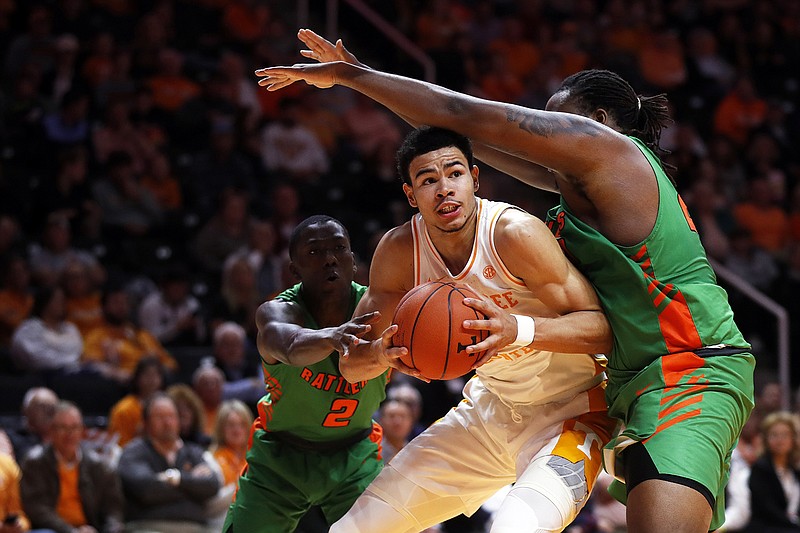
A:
[288,215,350,260]
[396,126,474,185]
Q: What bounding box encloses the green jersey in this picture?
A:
[257,282,389,442]
[545,137,749,404]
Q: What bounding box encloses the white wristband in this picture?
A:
[509,314,535,348]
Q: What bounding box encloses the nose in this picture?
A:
[436,178,455,198]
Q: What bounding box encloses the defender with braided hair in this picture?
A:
[256,30,755,533]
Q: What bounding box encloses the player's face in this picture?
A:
[290,221,356,291]
[403,147,479,234]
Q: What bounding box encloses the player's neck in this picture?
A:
[429,219,477,275]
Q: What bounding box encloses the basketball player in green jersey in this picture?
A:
[255,31,755,533]
[222,215,396,532]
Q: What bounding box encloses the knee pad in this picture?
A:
[490,455,588,533]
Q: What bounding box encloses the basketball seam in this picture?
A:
[408,281,451,372]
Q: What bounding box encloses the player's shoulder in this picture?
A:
[375,222,414,253]
[494,206,548,243]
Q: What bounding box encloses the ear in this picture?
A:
[593,108,609,125]
[288,262,300,281]
[472,165,480,192]
[403,183,417,208]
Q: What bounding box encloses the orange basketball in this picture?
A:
[392,281,488,380]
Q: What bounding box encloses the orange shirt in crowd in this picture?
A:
[213,446,246,486]
[65,292,104,337]
[107,394,143,447]
[56,462,88,527]
[82,324,177,375]
[0,453,31,531]
[734,203,790,253]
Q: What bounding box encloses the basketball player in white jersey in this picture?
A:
[334,126,617,533]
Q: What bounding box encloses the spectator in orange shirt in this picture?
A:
[147,48,200,114]
[20,401,125,533]
[82,284,177,384]
[107,356,167,448]
[210,399,252,487]
[0,451,32,533]
[192,365,225,437]
[714,75,767,146]
[734,176,789,257]
[61,259,104,338]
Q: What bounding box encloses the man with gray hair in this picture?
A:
[6,387,58,462]
[211,322,264,406]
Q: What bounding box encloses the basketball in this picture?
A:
[392,280,489,380]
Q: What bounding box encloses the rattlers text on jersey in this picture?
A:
[411,197,605,406]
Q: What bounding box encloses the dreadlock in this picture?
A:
[556,69,673,164]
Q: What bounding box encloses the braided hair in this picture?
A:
[555,69,672,161]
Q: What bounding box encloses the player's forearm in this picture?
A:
[531,311,612,355]
[265,327,340,367]
[473,143,559,193]
[336,63,491,143]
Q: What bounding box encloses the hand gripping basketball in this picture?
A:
[391,281,489,380]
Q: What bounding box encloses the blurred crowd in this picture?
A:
[0,0,799,531]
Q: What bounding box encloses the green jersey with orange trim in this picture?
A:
[257,282,389,442]
[545,136,749,405]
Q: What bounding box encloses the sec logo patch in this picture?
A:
[483,265,496,279]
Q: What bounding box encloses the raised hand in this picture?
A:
[255,62,340,91]
[297,28,364,67]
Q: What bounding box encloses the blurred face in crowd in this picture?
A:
[214,329,245,369]
[24,388,58,438]
[221,410,249,450]
[380,400,414,444]
[145,396,180,445]
[51,405,84,462]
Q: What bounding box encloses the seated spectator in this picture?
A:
[61,259,104,338]
[378,399,415,464]
[20,401,125,533]
[0,451,32,532]
[28,213,106,290]
[734,176,790,258]
[192,365,225,437]
[223,218,285,300]
[82,285,177,384]
[117,393,220,533]
[206,256,260,341]
[166,384,210,449]
[6,388,58,464]
[10,286,83,376]
[385,382,427,439]
[210,399,252,487]
[0,254,34,349]
[189,187,252,277]
[746,411,800,532]
[91,150,164,241]
[137,264,205,347]
[210,322,263,407]
[107,357,166,448]
[30,146,102,250]
[258,97,330,182]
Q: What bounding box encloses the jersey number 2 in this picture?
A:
[322,398,359,427]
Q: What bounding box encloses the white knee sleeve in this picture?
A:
[490,455,588,533]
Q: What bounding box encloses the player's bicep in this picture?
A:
[498,213,601,314]
[357,225,415,338]
[255,300,305,364]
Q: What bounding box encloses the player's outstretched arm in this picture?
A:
[294,28,557,192]
[255,300,380,367]
[256,59,641,188]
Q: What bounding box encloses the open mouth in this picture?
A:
[437,202,461,218]
[325,271,340,282]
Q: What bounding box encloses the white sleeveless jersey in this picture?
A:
[411,198,605,407]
